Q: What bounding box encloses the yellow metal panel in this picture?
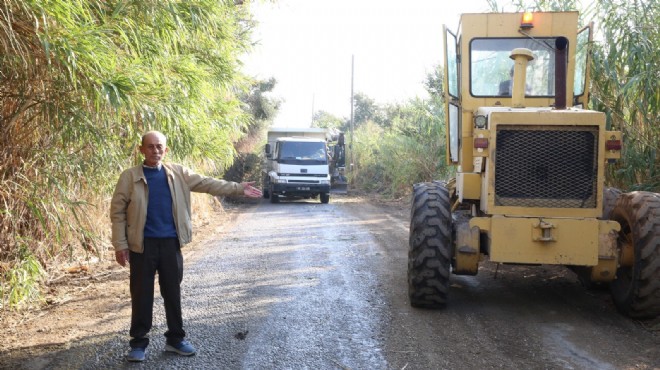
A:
[454,223,480,275]
[461,135,474,172]
[469,14,488,36]
[489,216,599,265]
[457,173,481,200]
[486,13,510,35]
[589,220,620,281]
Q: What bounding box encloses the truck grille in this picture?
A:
[494,125,598,208]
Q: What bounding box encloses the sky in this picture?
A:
[241,0,492,128]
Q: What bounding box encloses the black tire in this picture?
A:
[263,176,270,199]
[609,191,660,319]
[269,185,279,204]
[320,192,330,204]
[408,181,453,308]
[601,187,622,219]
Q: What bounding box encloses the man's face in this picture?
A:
[140,133,168,167]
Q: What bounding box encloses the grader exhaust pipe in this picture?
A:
[554,36,569,110]
[509,48,534,108]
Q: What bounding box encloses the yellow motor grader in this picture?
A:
[408,11,660,318]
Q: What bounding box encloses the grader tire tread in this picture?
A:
[408,181,452,308]
[601,187,622,219]
[609,191,660,319]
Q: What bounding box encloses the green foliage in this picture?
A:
[350,121,387,192]
[1,0,257,308]
[352,92,385,129]
[236,77,281,151]
[590,0,659,191]
[349,66,451,197]
[312,110,344,131]
[1,246,45,310]
[243,77,281,125]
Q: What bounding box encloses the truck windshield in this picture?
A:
[277,141,328,164]
[470,37,560,98]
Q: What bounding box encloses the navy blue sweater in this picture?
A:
[143,166,178,239]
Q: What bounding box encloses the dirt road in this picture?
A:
[1,194,659,369]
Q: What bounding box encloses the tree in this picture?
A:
[353,92,384,128]
[243,78,281,124]
[312,110,344,130]
[350,66,450,196]
[226,77,281,184]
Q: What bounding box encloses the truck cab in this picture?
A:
[264,129,331,203]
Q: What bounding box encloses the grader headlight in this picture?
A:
[474,115,487,129]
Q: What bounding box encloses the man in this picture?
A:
[110,131,261,362]
[499,66,532,96]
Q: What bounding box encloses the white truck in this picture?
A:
[263,128,332,203]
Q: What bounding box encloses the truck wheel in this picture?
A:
[408,181,453,308]
[263,176,270,199]
[609,191,660,319]
[269,185,279,203]
[320,192,330,204]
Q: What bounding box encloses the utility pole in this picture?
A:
[350,55,354,176]
[311,93,315,126]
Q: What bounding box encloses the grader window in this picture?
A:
[470,38,560,97]
[574,27,590,98]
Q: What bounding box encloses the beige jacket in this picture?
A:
[110,163,244,253]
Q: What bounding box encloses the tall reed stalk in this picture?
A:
[1,0,255,309]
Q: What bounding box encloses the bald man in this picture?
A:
[110,131,261,362]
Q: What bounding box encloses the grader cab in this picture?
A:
[408,11,660,318]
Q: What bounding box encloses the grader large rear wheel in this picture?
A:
[408,181,453,308]
[609,191,660,319]
[601,187,622,219]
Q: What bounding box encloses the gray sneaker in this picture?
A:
[127,347,146,362]
[165,340,196,356]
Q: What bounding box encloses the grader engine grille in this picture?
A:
[494,125,598,208]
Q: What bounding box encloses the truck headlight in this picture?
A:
[320,179,330,185]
